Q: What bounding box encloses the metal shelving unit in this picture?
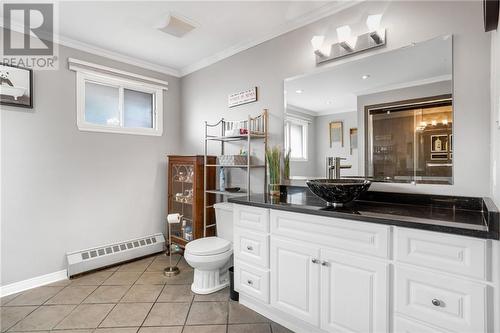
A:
[203,109,269,237]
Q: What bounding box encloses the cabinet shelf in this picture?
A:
[205,134,266,142]
[205,164,265,168]
[205,189,247,196]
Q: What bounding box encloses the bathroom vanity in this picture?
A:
[229,189,500,333]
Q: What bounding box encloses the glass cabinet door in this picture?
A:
[170,163,194,241]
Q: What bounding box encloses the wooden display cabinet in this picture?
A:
[167,155,216,247]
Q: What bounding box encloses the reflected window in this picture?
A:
[366,95,452,184]
[285,118,308,161]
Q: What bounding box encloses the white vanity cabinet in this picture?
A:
[232,204,499,333]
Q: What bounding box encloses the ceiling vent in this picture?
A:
[158,13,197,38]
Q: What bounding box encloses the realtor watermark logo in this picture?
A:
[2,2,59,70]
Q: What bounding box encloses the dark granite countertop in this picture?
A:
[228,187,500,240]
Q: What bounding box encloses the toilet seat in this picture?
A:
[185,237,231,256]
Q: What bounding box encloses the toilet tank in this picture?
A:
[213,202,233,242]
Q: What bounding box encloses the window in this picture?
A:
[284,117,308,161]
[72,60,165,136]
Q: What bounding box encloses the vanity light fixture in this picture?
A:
[313,14,386,66]
[311,35,326,57]
[366,14,383,44]
[336,25,356,52]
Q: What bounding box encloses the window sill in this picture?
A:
[77,123,163,137]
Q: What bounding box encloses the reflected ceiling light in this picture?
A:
[362,74,370,80]
[431,120,437,126]
[336,25,357,51]
[442,119,448,125]
[295,89,303,94]
[311,35,326,57]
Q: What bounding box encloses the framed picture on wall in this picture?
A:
[329,121,343,147]
[0,63,33,108]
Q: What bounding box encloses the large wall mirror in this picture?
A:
[284,35,453,185]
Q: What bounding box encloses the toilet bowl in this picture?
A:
[184,202,233,294]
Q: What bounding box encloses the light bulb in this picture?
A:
[336,25,352,43]
[366,14,382,32]
[310,35,325,51]
[336,25,357,51]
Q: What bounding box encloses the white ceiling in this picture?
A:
[46,1,352,77]
[285,35,453,115]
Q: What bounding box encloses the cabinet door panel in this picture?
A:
[270,236,320,326]
[320,249,389,333]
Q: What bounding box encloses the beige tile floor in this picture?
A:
[1,254,293,333]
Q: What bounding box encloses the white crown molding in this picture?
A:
[286,104,318,117]
[1,20,181,77]
[179,1,363,76]
[58,35,181,77]
[2,1,363,78]
[0,270,68,297]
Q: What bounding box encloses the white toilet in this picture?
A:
[184,202,233,294]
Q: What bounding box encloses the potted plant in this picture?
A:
[266,146,281,196]
[283,148,291,181]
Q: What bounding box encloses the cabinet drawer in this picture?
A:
[395,228,488,280]
[234,261,269,303]
[234,228,269,268]
[270,210,390,259]
[234,205,269,233]
[395,267,488,333]
[395,316,451,333]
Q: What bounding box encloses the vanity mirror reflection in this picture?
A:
[284,35,453,185]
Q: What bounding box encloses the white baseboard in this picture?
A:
[0,270,68,297]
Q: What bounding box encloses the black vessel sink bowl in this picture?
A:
[306,179,371,207]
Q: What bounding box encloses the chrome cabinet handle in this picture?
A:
[431,299,441,307]
[246,246,253,251]
[311,258,320,264]
[247,280,253,285]
[321,261,329,266]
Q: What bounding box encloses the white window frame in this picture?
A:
[72,62,165,137]
[284,117,308,161]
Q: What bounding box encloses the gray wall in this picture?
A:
[314,111,358,177]
[180,1,491,197]
[491,30,500,206]
[1,43,181,285]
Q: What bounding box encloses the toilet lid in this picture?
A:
[185,237,231,256]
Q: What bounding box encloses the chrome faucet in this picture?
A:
[326,157,352,179]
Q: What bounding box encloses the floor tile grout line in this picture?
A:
[50,264,133,330]
[1,254,159,332]
[2,304,39,333]
[94,275,140,330]
[180,283,195,332]
[136,279,166,329]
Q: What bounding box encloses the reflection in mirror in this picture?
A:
[284,35,453,184]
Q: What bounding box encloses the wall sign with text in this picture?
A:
[228,87,257,108]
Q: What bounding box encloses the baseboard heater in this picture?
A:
[66,233,165,277]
